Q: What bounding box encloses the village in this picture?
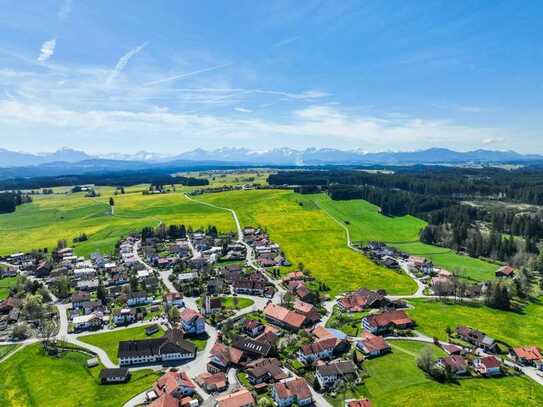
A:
[1,222,543,407]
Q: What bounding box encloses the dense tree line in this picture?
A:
[0,170,208,190]
[268,167,543,204]
[0,191,32,213]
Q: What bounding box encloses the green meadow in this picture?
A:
[327,340,543,407]
[0,189,235,257]
[312,194,498,281]
[0,343,159,407]
[0,276,19,300]
[78,325,165,364]
[200,189,417,296]
[407,298,543,348]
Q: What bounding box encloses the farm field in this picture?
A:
[407,298,543,348]
[327,340,543,407]
[0,343,159,407]
[0,189,235,257]
[312,194,498,282]
[0,276,18,300]
[199,189,417,296]
[78,325,165,364]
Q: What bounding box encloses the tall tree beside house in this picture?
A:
[97,281,107,305]
[416,346,434,373]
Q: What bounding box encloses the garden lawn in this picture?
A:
[313,195,498,282]
[327,340,543,407]
[221,296,254,310]
[0,343,159,407]
[325,306,368,337]
[78,325,165,364]
[0,190,235,257]
[0,276,18,300]
[407,298,543,348]
[200,190,417,296]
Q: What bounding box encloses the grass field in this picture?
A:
[200,189,417,296]
[407,298,543,348]
[78,325,165,364]
[327,340,543,407]
[197,296,255,310]
[0,344,18,360]
[0,343,159,407]
[312,195,498,282]
[0,276,18,300]
[0,189,235,257]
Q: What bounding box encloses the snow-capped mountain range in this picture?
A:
[1,146,542,168]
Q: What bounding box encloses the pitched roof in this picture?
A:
[210,342,244,365]
[118,330,195,359]
[339,288,384,311]
[300,338,338,356]
[358,334,390,353]
[478,356,501,369]
[232,335,272,357]
[310,325,335,340]
[512,346,542,361]
[215,388,255,407]
[440,355,467,370]
[99,368,129,379]
[347,400,373,407]
[364,310,412,329]
[150,393,179,407]
[316,360,357,377]
[246,358,287,381]
[155,371,195,392]
[263,303,306,329]
[273,378,312,402]
[179,308,203,323]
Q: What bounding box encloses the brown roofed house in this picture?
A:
[215,388,255,407]
[272,377,313,407]
[264,303,306,331]
[362,310,413,334]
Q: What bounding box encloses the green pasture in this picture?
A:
[0,343,159,407]
[200,189,417,296]
[312,195,498,281]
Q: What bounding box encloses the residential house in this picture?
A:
[71,291,91,308]
[113,308,137,326]
[292,299,320,325]
[474,356,502,376]
[407,256,433,274]
[154,371,196,398]
[232,335,272,359]
[263,303,306,331]
[272,378,313,407]
[179,308,206,335]
[246,358,287,384]
[196,372,228,393]
[436,355,468,376]
[510,346,543,368]
[298,338,337,364]
[338,288,388,312]
[346,399,372,407]
[128,291,151,307]
[118,329,196,366]
[243,319,265,338]
[233,279,266,296]
[73,312,103,331]
[356,333,391,357]
[362,310,413,334]
[316,361,358,389]
[164,292,184,308]
[215,388,255,407]
[99,368,130,384]
[208,342,243,372]
[77,279,99,291]
[496,266,515,278]
[455,326,497,352]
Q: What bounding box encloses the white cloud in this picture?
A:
[234,107,252,113]
[106,43,147,85]
[0,100,501,153]
[37,39,56,63]
[58,0,72,20]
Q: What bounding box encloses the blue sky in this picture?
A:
[0,0,542,154]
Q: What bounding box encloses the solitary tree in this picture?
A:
[109,197,115,206]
